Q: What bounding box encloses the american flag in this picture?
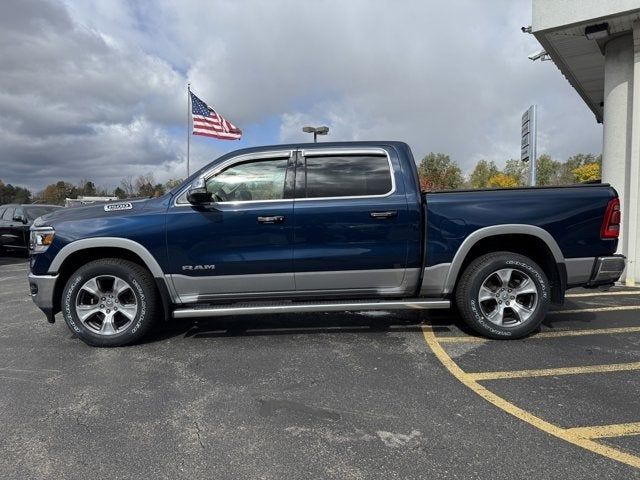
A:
[190,91,242,140]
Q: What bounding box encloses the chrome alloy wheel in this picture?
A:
[74,275,138,336]
[477,268,539,327]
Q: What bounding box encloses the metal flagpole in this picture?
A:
[187,83,191,177]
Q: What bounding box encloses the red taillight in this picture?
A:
[601,198,621,239]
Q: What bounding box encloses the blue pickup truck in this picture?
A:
[27,142,625,347]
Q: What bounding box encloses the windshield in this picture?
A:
[25,206,61,220]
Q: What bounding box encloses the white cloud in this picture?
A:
[0,0,603,192]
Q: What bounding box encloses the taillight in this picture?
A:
[601,198,621,239]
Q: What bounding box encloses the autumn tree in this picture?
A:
[503,159,528,186]
[487,173,519,188]
[417,153,464,191]
[40,181,77,205]
[469,160,499,189]
[558,153,602,184]
[572,162,601,182]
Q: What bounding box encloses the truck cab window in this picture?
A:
[206,158,288,202]
[303,155,392,198]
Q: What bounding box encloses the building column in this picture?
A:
[628,22,640,284]
[602,34,634,280]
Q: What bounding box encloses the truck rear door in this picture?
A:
[292,147,418,296]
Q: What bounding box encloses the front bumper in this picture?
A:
[28,273,58,323]
[588,255,626,287]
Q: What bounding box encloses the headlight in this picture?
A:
[29,227,55,253]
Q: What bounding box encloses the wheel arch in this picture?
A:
[444,225,566,304]
[50,238,175,318]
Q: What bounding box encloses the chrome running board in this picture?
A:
[172,298,450,319]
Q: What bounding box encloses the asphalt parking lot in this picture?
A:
[1,255,639,479]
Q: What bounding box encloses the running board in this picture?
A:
[172,298,450,319]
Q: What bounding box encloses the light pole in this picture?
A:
[302,126,329,143]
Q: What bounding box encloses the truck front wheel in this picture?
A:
[455,252,550,339]
[61,258,158,347]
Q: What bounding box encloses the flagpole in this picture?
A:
[187,82,191,177]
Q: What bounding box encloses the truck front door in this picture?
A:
[166,150,296,303]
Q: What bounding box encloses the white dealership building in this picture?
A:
[531,0,640,283]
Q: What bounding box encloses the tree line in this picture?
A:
[417,152,602,191]
[0,174,184,206]
[0,152,603,205]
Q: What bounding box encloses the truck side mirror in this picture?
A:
[13,214,27,224]
[186,188,213,204]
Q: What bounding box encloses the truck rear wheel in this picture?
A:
[455,252,550,339]
[61,258,158,347]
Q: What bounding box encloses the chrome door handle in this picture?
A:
[369,210,397,219]
[257,215,285,224]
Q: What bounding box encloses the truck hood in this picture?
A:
[33,199,153,228]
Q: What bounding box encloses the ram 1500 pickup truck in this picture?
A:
[27,142,625,347]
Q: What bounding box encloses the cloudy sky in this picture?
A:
[0,0,602,192]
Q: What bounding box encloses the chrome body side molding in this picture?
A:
[173,298,450,319]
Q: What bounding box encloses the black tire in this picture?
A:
[455,252,550,340]
[61,258,159,347]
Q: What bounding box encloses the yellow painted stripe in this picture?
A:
[421,325,640,469]
[567,422,640,439]
[467,362,640,381]
[550,305,640,315]
[566,290,640,298]
[436,326,640,344]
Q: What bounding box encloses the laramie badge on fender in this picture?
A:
[104,202,133,212]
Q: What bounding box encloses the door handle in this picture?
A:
[257,215,285,224]
[369,210,397,219]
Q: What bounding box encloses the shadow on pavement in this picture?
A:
[0,251,29,266]
[143,309,474,344]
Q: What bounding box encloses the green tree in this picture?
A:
[113,186,127,199]
[535,154,561,186]
[469,160,499,189]
[417,153,464,191]
[79,180,97,196]
[0,180,32,204]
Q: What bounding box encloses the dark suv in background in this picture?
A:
[0,204,62,255]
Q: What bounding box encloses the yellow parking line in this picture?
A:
[467,362,640,381]
[567,422,640,439]
[421,325,640,469]
[550,305,640,315]
[566,290,640,298]
[436,326,640,344]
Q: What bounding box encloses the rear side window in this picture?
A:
[302,155,393,198]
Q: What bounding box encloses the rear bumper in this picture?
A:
[588,255,626,286]
[28,273,58,323]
